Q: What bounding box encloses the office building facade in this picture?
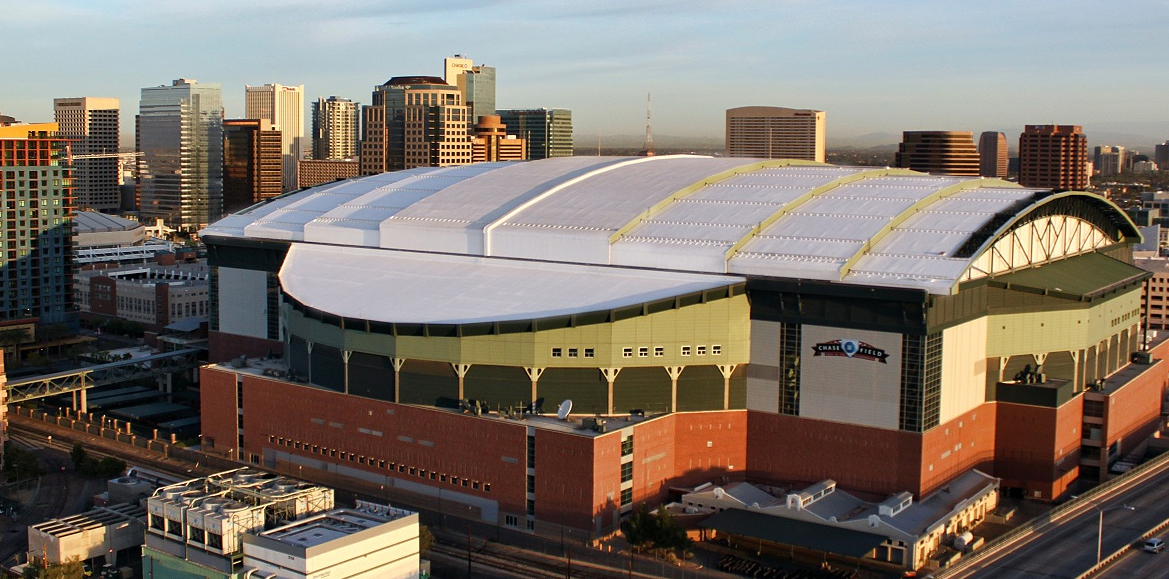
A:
[978,131,1008,178]
[53,97,120,211]
[0,123,75,328]
[138,79,223,231]
[223,119,283,212]
[471,115,527,162]
[1018,125,1089,190]
[311,97,359,161]
[359,77,472,175]
[245,84,304,192]
[1095,145,1126,177]
[297,159,359,189]
[496,109,572,160]
[445,55,496,123]
[725,106,826,162]
[895,131,981,176]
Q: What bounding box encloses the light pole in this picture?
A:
[1097,504,1136,564]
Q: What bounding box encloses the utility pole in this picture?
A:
[467,520,473,578]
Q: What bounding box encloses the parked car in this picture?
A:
[1144,538,1165,553]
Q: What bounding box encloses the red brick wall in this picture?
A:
[241,375,529,518]
[1105,361,1166,457]
[747,411,923,496]
[919,404,997,496]
[535,429,598,530]
[90,277,117,316]
[670,411,748,489]
[994,398,1082,500]
[199,366,239,453]
[209,330,283,364]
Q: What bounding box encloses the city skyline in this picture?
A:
[3,0,1168,149]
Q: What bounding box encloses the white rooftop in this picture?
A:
[204,156,1133,296]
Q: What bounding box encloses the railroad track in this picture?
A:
[431,539,617,579]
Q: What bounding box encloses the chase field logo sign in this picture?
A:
[812,339,889,364]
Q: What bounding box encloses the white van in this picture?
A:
[1144,538,1165,553]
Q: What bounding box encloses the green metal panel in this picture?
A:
[538,368,608,415]
[347,351,395,402]
[676,366,725,411]
[310,344,345,392]
[399,359,459,408]
[728,365,747,409]
[613,367,672,415]
[464,365,531,410]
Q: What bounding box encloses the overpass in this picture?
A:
[5,348,202,412]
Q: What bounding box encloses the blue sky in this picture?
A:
[3,0,1168,147]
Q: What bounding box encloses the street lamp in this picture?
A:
[1097,504,1136,564]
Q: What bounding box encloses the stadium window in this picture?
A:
[568,348,578,358]
[653,347,664,357]
[622,347,633,358]
[584,348,595,358]
[638,347,648,358]
[551,347,562,358]
[712,345,722,355]
[681,346,691,356]
[697,345,707,356]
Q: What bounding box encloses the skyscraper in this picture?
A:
[53,97,119,211]
[138,79,223,231]
[223,119,283,213]
[725,106,825,162]
[0,123,75,327]
[1094,145,1126,177]
[1155,142,1169,170]
[311,97,359,161]
[495,109,573,160]
[359,76,472,175]
[895,131,981,176]
[245,84,304,192]
[1018,125,1088,190]
[978,131,1008,178]
[444,55,496,123]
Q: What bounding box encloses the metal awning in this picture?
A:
[698,509,887,558]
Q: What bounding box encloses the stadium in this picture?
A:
[199,155,1166,546]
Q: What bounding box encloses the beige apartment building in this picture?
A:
[726,106,826,162]
[53,97,120,211]
[471,115,527,162]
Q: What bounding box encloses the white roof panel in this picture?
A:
[279,243,743,324]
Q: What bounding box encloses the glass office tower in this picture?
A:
[138,79,223,231]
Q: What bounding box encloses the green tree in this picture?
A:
[21,557,85,579]
[620,504,693,557]
[2,443,43,480]
[70,443,87,469]
[0,328,30,366]
[418,524,434,553]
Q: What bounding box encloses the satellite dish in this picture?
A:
[557,399,573,420]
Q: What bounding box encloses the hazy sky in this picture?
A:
[3,0,1168,146]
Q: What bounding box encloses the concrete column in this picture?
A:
[343,351,352,394]
[1070,350,1081,391]
[452,363,471,400]
[524,367,545,404]
[718,365,737,410]
[391,358,405,403]
[80,386,88,414]
[306,342,315,384]
[998,358,1008,383]
[600,368,621,415]
[664,366,685,412]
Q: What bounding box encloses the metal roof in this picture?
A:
[698,508,887,558]
[203,156,1138,295]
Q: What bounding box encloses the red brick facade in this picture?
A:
[208,330,283,365]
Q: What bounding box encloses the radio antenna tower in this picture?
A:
[639,92,655,157]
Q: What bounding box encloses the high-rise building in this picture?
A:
[245,84,304,192]
[1155,142,1169,170]
[471,115,527,162]
[895,131,981,176]
[53,97,120,211]
[978,131,1008,178]
[223,119,283,213]
[725,106,826,162]
[138,79,224,231]
[359,76,472,175]
[0,123,75,328]
[1018,125,1088,190]
[311,96,359,161]
[444,55,496,123]
[495,109,573,160]
[1094,145,1126,177]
